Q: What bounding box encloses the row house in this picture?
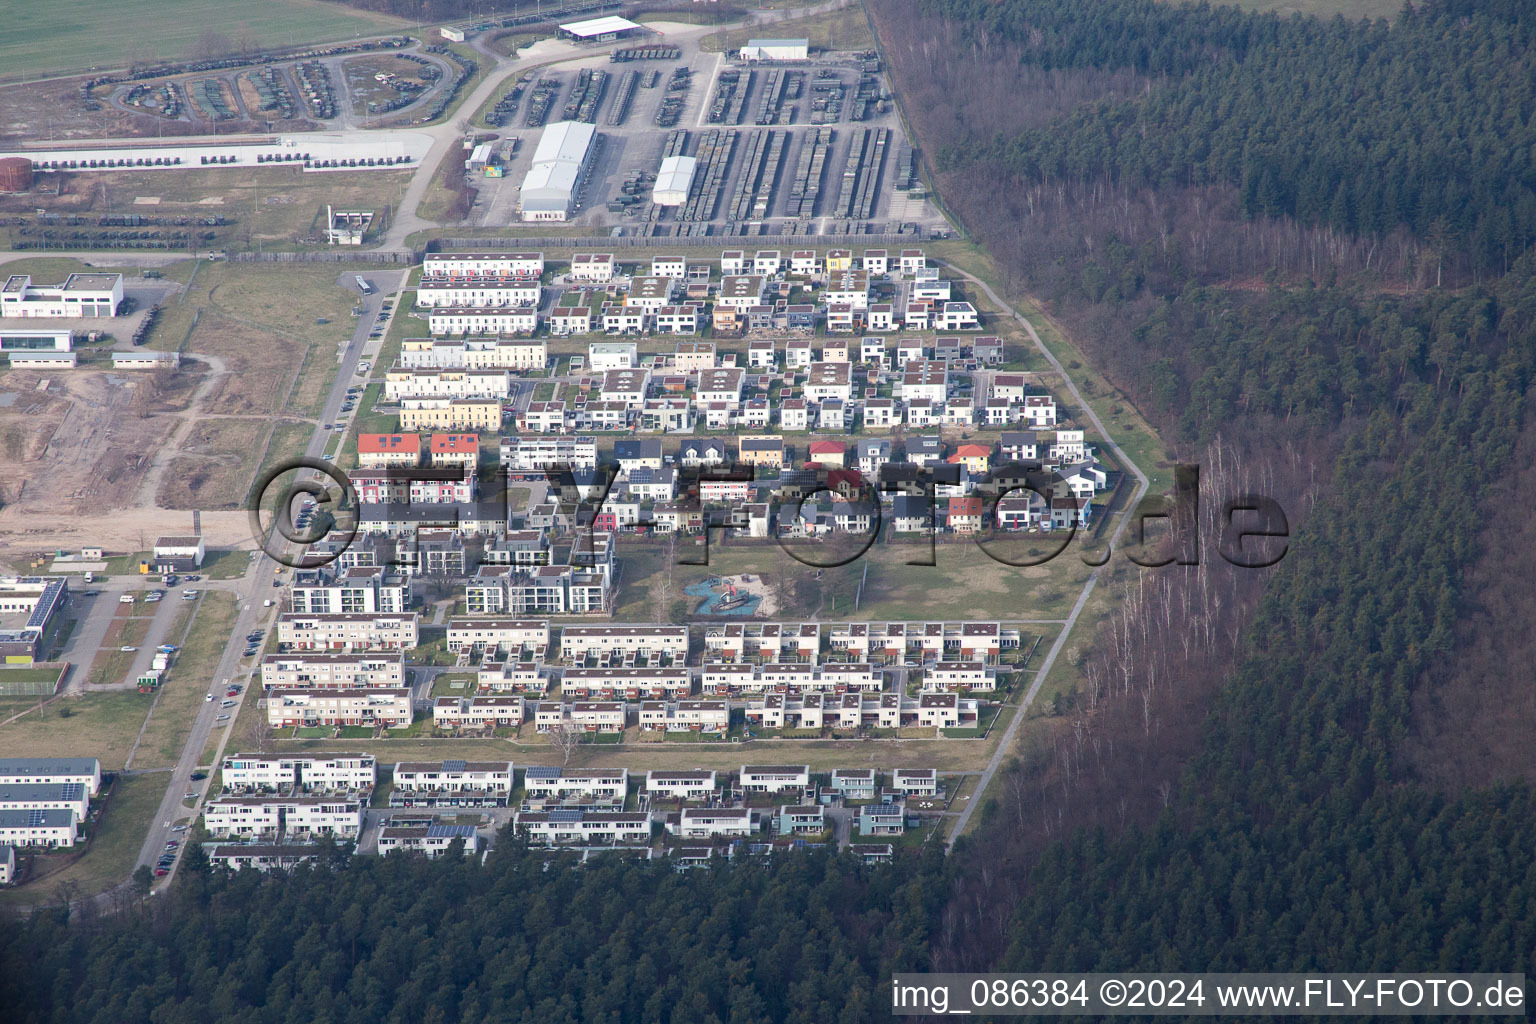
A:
[669,807,754,839]
[560,667,691,701]
[739,765,811,795]
[576,399,631,431]
[265,688,413,729]
[548,306,592,336]
[276,613,419,652]
[601,303,647,335]
[427,307,538,336]
[637,699,730,733]
[501,435,597,471]
[570,253,615,282]
[679,437,729,467]
[560,625,688,664]
[352,467,477,505]
[522,767,628,809]
[923,661,997,691]
[0,758,100,797]
[0,808,76,848]
[398,397,502,432]
[465,565,609,615]
[514,810,650,846]
[477,661,549,694]
[218,753,376,793]
[259,653,405,691]
[398,338,547,371]
[445,617,550,656]
[391,760,515,806]
[531,700,626,733]
[358,433,422,469]
[518,401,568,433]
[377,822,480,857]
[776,804,825,835]
[0,783,90,823]
[202,797,364,841]
[415,276,540,309]
[703,622,821,664]
[423,252,543,279]
[209,845,322,872]
[432,695,527,731]
[829,769,877,800]
[384,369,511,402]
[645,770,719,802]
[654,305,699,334]
[892,769,939,797]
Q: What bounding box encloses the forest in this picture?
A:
[5,1,1536,1019]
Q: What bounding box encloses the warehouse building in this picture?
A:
[653,155,698,207]
[739,38,810,61]
[519,120,597,222]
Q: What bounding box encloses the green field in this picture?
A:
[0,0,408,82]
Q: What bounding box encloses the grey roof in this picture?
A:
[0,758,98,778]
[0,782,84,803]
[0,808,74,828]
[426,824,478,838]
[524,766,563,780]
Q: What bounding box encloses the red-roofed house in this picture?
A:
[947,443,992,475]
[807,440,847,468]
[358,434,422,469]
[947,496,986,534]
[429,433,480,468]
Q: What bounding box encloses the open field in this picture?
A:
[0,773,164,908]
[0,0,408,83]
[0,166,411,252]
[157,416,271,510]
[0,689,153,769]
[133,591,238,768]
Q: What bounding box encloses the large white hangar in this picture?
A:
[739,38,810,61]
[652,155,697,206]
[519,120,597,222]
[558,16,641,43]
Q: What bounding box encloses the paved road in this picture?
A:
[128,270,410,893]
[939,262,1151,847]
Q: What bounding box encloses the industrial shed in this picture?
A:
[519,120,597,222]
[558,16,641,42]
[739,38,810,61]
[652,155,697,206]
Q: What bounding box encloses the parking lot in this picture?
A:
[467,43,945,237]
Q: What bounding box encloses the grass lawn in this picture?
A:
[0,773,166,908]
[0,689,153,771]
[132,591,239,769]
[0,0,409,82]
[431,673,477,697]
[197,547,255,580]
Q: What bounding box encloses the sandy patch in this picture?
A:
[132,196,162,205]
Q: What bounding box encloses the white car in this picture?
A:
[120,645,137,652]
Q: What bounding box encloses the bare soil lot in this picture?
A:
[156,415,270,510]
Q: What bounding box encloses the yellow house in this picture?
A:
[825,249,853,273]
[947,443,993,475]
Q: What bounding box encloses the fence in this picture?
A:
[231,250,418,264]
[427,231,933,251]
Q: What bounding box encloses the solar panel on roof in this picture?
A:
[549,809,584,822]
[442,760,467,772]
[426,824,477,838]
[524,766,562,779]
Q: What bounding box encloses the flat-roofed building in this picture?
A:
[260,652,404,691]
[210,845,323,872]
[514,810,650,845]
[277,612,418,652]
[519,121,597,221]
[739,764,811,794]
[445,617,551,655]
[521,767,628,808]
[423,253,544,278]
[559,625,688,662]
[432,695,526,731]
[391,760,514,806]
[0,757,100,796]
[378,822,480,857]
[219,753,377,793]
[0,782,89,822]
[669,806,753,838]
[645,770,718,802]
[265,688,413,729]
[0,808,77,848]
[203,796,364,840]
[1,273,123,317]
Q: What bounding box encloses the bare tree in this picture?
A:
[548,722,582,766]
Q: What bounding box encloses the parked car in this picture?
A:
[120,645,137,652]
[190,772,207,780]
[154,868,169,877]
